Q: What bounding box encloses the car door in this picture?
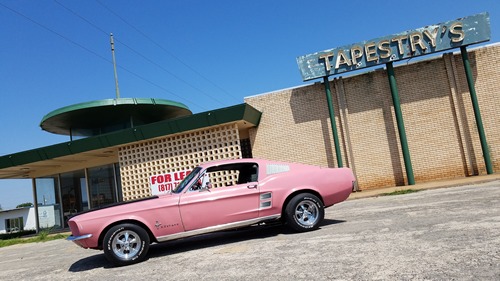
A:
[179,163,260,231]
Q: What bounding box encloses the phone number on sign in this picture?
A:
[157,183,175,192]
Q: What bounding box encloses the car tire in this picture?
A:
[103,223,150,266]
[285,193,324,232]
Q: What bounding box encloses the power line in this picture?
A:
[94,0,241,103]
[54,0,108,34]
[0,2,110,64]
[0,1,207,110]
[54,0,227,106]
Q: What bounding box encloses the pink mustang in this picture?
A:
[68,159,355,266]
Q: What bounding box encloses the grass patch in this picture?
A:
[0,229,68,248]
[381,189,420,196]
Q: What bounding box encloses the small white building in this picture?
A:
[0,205,59,234]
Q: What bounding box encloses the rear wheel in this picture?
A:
[285,193,324,232]
[103,223,150,266]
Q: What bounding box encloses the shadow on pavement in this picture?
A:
[320,218,346,227]
[149,219,345,258]
[68,253,110,272]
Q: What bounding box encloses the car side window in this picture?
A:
[203,163,259,189]
[236,164,258,184]
[188,172,211,191]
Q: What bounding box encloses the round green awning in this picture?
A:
[40,98,192,137]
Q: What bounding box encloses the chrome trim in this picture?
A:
[156,214,281,242]
[66,234,92,241]
[260,192,272,209]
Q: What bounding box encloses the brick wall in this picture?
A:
[246,43,500,190]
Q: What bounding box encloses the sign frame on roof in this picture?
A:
[296,12,491,81]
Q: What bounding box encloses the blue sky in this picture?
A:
[0,0,498,210]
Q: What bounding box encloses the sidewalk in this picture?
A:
[348,173,500,200]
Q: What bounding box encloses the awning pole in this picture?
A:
[386,62,415,185]
[323,76,343,168]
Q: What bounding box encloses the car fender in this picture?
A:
[280,185,324,207]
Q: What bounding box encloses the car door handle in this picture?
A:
[247,184,258,189]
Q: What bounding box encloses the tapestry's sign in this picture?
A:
[296,13,490,81]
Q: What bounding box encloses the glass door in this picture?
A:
[35,177,62,229]
[60,170,87,227]
[88,164,118,208]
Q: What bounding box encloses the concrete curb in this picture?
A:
[348,173,500,200]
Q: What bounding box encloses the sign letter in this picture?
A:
[392,35,408,55]
[318,52,334,71]
[378,40,391,59]
[450,22,465,43]
[410,32,427,53]
[335,50,352,69]
[364,42,378,62]
[350,45,364,65]
[423,27,439,48]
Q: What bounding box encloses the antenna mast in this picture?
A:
[110,33,120,99]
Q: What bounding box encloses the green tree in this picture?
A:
[16,202,33,208]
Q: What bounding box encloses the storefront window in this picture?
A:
[60,170,87,226]
[33,164,120,230]
[88,164,118,208]
[35,177,62,229]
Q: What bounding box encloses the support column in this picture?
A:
[32,178,40,233]
[460,46,493,174]
[386,62,415,185]
[323,76,343,168]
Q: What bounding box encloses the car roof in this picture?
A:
[198,158,265,168]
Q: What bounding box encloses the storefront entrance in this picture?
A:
[34,163,121,229]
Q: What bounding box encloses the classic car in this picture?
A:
[67,158,355,266]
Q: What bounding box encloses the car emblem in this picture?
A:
[155,221,162,229]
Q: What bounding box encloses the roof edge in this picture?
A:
[40,97,190,125]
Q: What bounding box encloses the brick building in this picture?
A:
[246,43,500,190]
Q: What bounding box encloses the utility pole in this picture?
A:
[110,33,121,99]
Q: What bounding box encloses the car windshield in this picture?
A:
[172,166,202,194]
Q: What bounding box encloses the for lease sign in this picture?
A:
[296,13,490,81]
[150,170,191,195]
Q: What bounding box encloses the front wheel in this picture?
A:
[103,223,150,266]
[285,193,324,232]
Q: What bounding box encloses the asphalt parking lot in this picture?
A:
[1,180,499,281]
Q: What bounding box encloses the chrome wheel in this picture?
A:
[111,230,142,260]
[103,224,150,266]
[285,193,324,232]
[294,199,319,227]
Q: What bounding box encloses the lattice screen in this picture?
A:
[118,123,242,200]
[206,170,240,189]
